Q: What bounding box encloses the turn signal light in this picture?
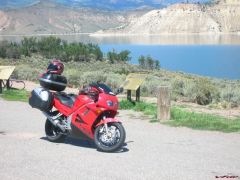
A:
[95,109,102,115]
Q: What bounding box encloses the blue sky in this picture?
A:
[0,0,210,10]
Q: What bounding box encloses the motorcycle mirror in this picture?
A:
[115,87,124,95]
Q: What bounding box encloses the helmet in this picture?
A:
[47,59,64,75]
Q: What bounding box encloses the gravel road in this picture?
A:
[0,99,240,180]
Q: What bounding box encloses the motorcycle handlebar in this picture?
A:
[114,87,124,95]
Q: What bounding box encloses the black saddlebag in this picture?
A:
[39,73,67,92]
[29,88,53,112]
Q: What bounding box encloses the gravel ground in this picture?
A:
[0,99,240,180]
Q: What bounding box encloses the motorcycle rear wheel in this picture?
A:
[94,122,126,152]
[45,119,66,143]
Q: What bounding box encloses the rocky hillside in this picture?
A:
[95,2,240,34]
[1,1,239,35]
[0,1,146,35]
[0,11,9,31]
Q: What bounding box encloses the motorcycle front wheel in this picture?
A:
[94,122,126,152]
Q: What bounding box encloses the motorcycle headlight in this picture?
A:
[107,100,114,107]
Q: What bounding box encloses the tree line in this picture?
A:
[0,36,160,68]
[138,55,160,70]
[0,36,103,62]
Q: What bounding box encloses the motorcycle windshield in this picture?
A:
[92,83,114,95]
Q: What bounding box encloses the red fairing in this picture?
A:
[52,85,120,139]
[97,93,119,111]
[95,118,120,127]
[53,94,93,116]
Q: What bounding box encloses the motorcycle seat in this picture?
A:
[55,92,76,108]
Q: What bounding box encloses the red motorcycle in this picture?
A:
[29,60,126,152]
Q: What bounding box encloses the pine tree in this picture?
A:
[138,55,145,68]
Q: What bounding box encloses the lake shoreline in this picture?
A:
[1,33,240,45]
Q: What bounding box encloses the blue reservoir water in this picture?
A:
[100,45,240,80]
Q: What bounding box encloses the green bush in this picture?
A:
[0,46,6,58]
[141,75,170,96]
[12,65,41,81]
[220,85,240,107]
[6,47,21,59]
[106,73,125,90]
[119,100,135,109]
[171,78,184,100]
[194,78,218,105]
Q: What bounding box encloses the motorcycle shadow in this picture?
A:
[40,137,130,153]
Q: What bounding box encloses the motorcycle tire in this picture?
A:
[45,119,66,143]
[94,122,126,152]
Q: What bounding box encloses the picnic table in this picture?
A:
[0,66,15,93]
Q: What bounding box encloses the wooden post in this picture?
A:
[0,80,2,94]
[157,86,171,121]
[136,87,140,102]
[127,90,132,101]
[6,79,10,89]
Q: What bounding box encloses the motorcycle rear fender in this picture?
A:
[95,118,121,127]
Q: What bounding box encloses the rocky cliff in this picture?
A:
[1,1,240,35]
[95,3,240,34]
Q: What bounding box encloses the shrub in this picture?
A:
[0,46,6,58]
[78,71,107,86]
[12,65,41,81]
[141,75,170,96]
[194,78,218,105]
[6,47,21,59]
[183,79,198,102]
[220,85,240,107]
[119,100,135,109]
[106,73,125,90]
[171,78,184,100]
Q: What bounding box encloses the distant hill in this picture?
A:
[0,1,147,35]
[1,0,239,35]
[94,1,240,34]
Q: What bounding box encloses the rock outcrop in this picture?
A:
[95,3,240,34]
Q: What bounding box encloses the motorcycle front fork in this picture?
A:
[103,116,109,134]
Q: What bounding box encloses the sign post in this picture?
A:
[0,80,2,94]
[157,86,171,121]
[122,73,148,102]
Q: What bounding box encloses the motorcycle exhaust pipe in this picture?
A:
[42,112,66,132]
